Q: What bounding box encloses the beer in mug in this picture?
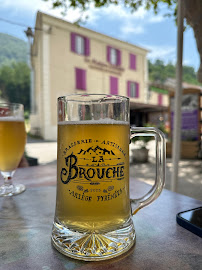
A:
[56,120,130,232]
[52,95,165,261]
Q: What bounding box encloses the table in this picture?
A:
[0,164,202,270]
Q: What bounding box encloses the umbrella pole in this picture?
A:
[171,0,184,192]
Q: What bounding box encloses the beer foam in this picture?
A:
[0,116,24,122]
[58,118,129,125]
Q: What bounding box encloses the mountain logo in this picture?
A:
[77,146,115,156]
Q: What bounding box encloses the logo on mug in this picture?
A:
[60,144,125,185]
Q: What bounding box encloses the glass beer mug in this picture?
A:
[52,94,165,261]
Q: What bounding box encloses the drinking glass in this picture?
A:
[52,94,165,261]
[0,103,26,196]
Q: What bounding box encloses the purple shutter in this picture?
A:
[136,82,139,98]
[107,46,111,62]
[71,33,76,52]
[75,68,86,90]
[82,69,86,90]
[76,68,81,89]
[117,49,121,66]
[130,54,136,70]
[85,37,90,56]
[110,76,118,94]
[158,94,162,105]
[127,81,130,96]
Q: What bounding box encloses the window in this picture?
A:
[127,81,139,98]
[130,53,136,70]
[71,33,90,56]
[75,35,85,55]
[110,48,117,65]
[75,68,86,90]
[158,94,163,105]
[110,76,118,94]
[107,46,121,66]
[130,82,136,97]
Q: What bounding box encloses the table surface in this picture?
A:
[0,164,202,270]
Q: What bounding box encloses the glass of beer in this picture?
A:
[0,103,26,196]
[52,94,165,261]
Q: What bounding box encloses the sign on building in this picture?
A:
[171,94,199,141]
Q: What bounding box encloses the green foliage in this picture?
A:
[149,60,200,85]
[157,121,168,136]
[0,33,30,110]
[131,135,153,148]
[43,0,177,15]
[150,86,168,94]
[0,62,30,111]
[149,59,167,83]
[24,111,30,120]
[42,0,178,23]
[131,123,154,148]
[0,33,28,67]
[131,122,168,148]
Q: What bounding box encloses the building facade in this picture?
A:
[30,12,168,140]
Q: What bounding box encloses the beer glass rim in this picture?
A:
[58,94,129,103]
[0,103,24,109]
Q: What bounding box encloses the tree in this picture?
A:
[42,0,202,83]
[0,62,30,111]
[149,60,168,83]
[183,0,202,83]
[0,33,27,67]
[149,60,199,85]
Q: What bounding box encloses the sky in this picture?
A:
[0,0,199,71]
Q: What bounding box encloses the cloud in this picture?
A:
[47,2,100,24]
[149,14,165,23]
[1,0,50,12]
[92,4,165,38]
[120,23,144,36]
[183,59,194,67]
[1,0,166,27]
[145,45,176,63]
[0,0,95,24]
[97,4,166,23]
[100,5,147,20]
[43,7,82,23]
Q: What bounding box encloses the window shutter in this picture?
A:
[85,37,90,56]
[82,70,86,90]
[158,94,163,105]
[71,33,76,52]
[110,76,118,94]
[107,46,111,62]
[130,54,136,70]
[117,49,121,66]
[136,82,139,97]
[127,81,130,96]
[75,68,86,90]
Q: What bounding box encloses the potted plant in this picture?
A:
[131,134,153,163]
[130,122,167,163]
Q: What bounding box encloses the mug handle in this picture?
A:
[130,127,166,215]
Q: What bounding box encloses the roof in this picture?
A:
[32,11,149,54]
[150,78,202,93]
[130,101,168,112]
